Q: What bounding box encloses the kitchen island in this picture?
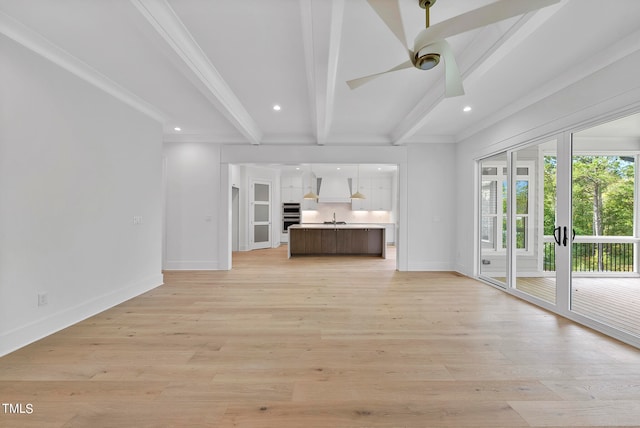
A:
[288,224,386,258]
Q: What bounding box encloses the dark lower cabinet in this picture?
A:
[306,229,323,254]
[347,229,367,254]
[367,229,383,255]
[290,228,384,257]
[289,228,306,255]
[336,229,354,254]
[321,229,337,254]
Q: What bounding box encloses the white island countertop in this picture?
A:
[289,223,386,229]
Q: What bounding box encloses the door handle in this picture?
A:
[572,228,576,242]
[553,226,562,245]
[563,226,568,246]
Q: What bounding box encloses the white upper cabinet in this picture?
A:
[281,175,303,203]
[352,176,392,211]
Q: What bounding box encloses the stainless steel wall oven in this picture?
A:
[282,202,300,233]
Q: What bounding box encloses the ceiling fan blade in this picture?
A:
[347,60,413,90]
[414,0,560,51]
[366,0,412,57]
[428,40,464,98]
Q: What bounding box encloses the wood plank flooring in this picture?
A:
[2,246,640,427]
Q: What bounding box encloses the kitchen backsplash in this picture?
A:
[301,203,392,224]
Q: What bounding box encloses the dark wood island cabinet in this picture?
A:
[288,224,386,258]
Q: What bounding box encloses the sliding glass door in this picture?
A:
[479,153,508,287]
[512,140,558,305]
[570,115,640,337]
[479,112,640,345]
[479,140,559,304]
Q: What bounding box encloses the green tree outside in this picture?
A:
[543,155,634,271]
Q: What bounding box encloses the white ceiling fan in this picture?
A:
[347,0,561,97]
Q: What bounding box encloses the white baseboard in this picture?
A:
[406,262,454,271]
[454,263,473,277]
[163,260,219,270]
[0,273,164,357]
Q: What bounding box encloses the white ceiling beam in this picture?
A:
[299,0,319,143]
[131,0,262,145]
[391,1,566,145]
[299,0,344,145]
[323,0,345,145]
[0,10,166,123]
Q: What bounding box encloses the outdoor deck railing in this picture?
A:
[543,236,639,273]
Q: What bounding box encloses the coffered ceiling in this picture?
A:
[2,0,640,145]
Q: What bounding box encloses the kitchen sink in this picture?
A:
[323,221,347,224]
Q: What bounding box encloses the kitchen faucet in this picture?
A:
[333,212,336,225]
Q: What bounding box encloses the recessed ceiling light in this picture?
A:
[463,106,472,113]
[273,104,281,111]
[174,127,181,131]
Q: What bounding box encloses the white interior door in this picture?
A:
[251,180,271,250]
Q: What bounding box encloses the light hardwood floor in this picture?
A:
[2,246,640,427]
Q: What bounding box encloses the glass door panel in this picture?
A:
[513,140,557,304]
[251,181,271,249]
[479,153,508,287]
[571,113,640,337]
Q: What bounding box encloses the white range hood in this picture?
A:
[317,177,351,203]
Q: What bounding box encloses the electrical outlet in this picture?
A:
[133,216,143,225]
[37,293,48,307]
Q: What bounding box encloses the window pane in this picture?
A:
[482,216,496,249]
[502,180,507,216]
[544,156,557,235]
[516,180,529,214]
[516,216,527,249]
[572,155,634,237]
[482,167,497,175]
[502,216,507,249]
[481,181,497,214]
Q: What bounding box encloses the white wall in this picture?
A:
[455,48,640,277]
[0,37,164,356]
[405,144,457,270]
[163,142,222,269]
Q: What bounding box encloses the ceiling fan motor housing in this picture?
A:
[415,51,440,70]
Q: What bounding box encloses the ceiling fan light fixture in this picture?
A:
[415,52,440,70]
